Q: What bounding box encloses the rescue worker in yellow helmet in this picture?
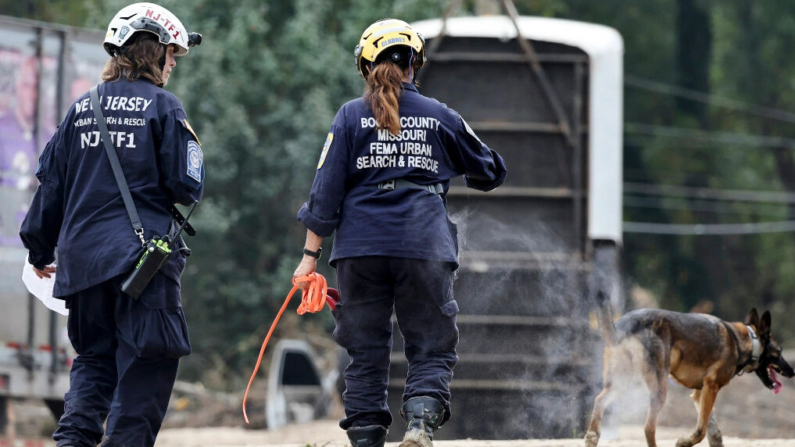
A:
[293,18,506,447]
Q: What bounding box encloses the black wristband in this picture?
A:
[303,247,322,259]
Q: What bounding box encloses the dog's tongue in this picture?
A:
[770,366,783,394]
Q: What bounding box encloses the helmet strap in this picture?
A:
[159,45,167,74]
[409,47,414,82]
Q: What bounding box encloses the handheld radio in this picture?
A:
[121,202,198,298]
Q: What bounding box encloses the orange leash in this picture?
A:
[242,272,329,424]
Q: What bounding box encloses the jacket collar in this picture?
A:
[402,82,419,93]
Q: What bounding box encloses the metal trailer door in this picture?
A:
[386,21,602,440]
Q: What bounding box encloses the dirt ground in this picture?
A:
[6,350,794,447]
[154,365,795,447]
[153,421,794,447]
[4,376,794,447]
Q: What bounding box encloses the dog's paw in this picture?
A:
[675,438,693,447]
[584,431,599,447]
[707,432,724,447]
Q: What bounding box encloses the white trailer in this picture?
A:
[0,15,106,431]
[383,12,624,440]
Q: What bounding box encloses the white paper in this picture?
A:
[21,258,68,316]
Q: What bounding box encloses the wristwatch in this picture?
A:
[303,247,322,259]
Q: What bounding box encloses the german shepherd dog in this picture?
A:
[584,308,794,447]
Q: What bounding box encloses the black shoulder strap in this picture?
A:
[89,85,145,246]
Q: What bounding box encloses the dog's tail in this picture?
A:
[591,244,619,347]
[595,290,618,346]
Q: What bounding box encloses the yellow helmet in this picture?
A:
[354,18,425,79]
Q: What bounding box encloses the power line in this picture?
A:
[625,75,795,124]
[619,76,795,234]
[624,122,795,149]
[624,182,795,204]
[624,136,775,150]
[624,137,715,149]
[623,195,787,217]
[623,168,720,183]
[623,220,795,235]
[623,184,795,234]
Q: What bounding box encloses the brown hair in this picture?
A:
[101,33,165,86]
[364,62,405,134]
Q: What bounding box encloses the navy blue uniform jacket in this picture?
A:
[298,83,506,266]
[20,79,204,297]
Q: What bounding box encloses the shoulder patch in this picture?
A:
[187,140,203,183]
[461,116,483,145]
[317,133,333,169]
[181,119,201,146]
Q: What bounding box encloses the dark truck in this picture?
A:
[0,15,106,432]
[383,14,624,440]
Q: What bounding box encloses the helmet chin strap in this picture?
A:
[158,45,168,85]
[409,47,414,82]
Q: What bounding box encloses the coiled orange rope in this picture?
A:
[242,272,329,424]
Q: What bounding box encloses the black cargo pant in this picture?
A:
[53,272,190,447]
[334,256,459,430]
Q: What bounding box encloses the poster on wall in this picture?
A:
[0,24,105,249]
[0,40,54,248]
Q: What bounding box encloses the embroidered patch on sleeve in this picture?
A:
[461,116,483,145]
[181,119,202,146]
[187,140,203,182]
[317,133,333,169]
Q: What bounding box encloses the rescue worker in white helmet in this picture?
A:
[20,3,204,446]
[293,18,506,447]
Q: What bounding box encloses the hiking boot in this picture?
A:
[398,396,445,447]
[347,425,387,447]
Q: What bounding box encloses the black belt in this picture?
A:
[374,179,444,195]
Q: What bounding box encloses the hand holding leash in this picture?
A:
[242,273,336,424]
[292,256,318,290]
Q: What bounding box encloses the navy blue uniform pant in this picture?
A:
[334,257,459,430]
[53,273,190,447]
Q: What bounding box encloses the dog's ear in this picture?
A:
[759,310,771,336]
[745,308,759,327]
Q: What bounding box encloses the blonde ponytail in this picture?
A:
[364,62,405,134]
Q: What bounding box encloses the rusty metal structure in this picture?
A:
[385,3,624,440]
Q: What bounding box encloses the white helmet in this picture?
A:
[104,2,194,57]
